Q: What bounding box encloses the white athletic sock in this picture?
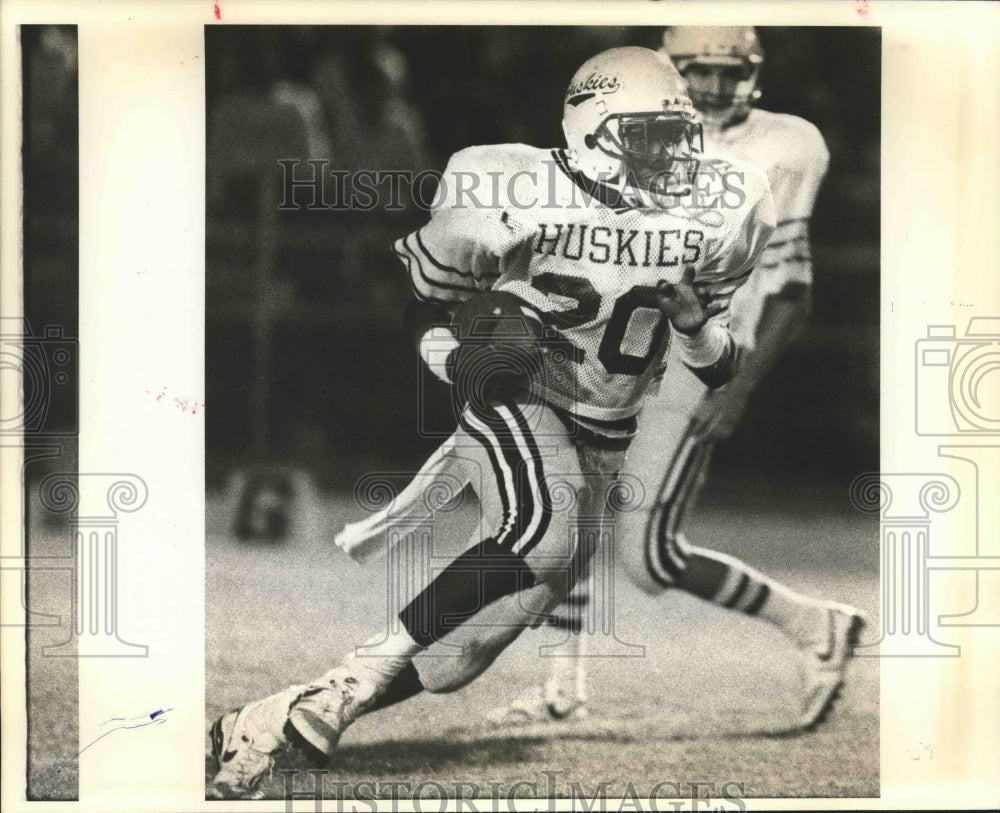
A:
[680,544,823,649]
[546,578,590,702]
[548,629,587,702]
[253,685,308,744]
[346,627,424,691]
[752,576,822,648]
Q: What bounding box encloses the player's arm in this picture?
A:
[693,285,809,438]
[654,267,738,389]
[660,171,777,389]
[395,152,495,383]
[735,122,829,389]
[697,124,828,437]
[394,148,533,386]
[396,205,483,386]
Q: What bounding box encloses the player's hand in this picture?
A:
[655,265,723,336]
[691,381,752,441]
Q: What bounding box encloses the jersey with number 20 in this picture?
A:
[394,144,776,423]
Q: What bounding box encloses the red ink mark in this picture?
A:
[213,2,221,20]
[172,396,206,415]
[148,387,204,414]
[857,0,869,17]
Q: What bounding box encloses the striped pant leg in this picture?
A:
[549,412,714,622]
[635,414,774,615]
[643,419,715,590]
[535,438,632,674]
[408,399,585,694]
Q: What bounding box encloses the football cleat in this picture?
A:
[485,678,588,728]
[286,665,378,756]
[798,602,867,731]
[209,703,286,800]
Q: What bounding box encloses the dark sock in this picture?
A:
[399,538,537,647]
[676,550,729,600]
[365,661,425,712]
[283,719,328,766]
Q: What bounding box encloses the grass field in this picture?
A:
[205,473,879,801]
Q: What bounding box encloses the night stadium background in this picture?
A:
[203,25,879,488]
[21,24,880,801]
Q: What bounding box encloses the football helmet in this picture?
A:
[562,46,702,196]
[661,27,764,129]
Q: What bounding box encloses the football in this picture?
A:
[449,291,546,406]
[450,290,545,344]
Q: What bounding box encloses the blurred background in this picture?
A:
[20,24,79,801]
[206,25,879,498]
[21,23,78,403]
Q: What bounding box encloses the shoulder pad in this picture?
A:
[754,110,830,170]
[699,153,771,206]
[435,144,552,210]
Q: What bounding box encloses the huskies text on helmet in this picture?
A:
[562,46,702,197]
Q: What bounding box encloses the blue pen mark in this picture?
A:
[75,708,174,758]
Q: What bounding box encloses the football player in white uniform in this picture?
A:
[208,46,775,799]
[488,27,865,731]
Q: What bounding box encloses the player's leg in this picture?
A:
[484,581,592,726]
[486,431,629,726]
[209,399,584,797]
[526,368,864,728]
[209,434,473,798]
[289,398,589,726]
[334,436,472,563]
[638,413,831,629]
[402,399,596,694]
[629,390,866,728]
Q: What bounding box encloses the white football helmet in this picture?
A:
[661,27,763,129]
[562,46,702,195]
